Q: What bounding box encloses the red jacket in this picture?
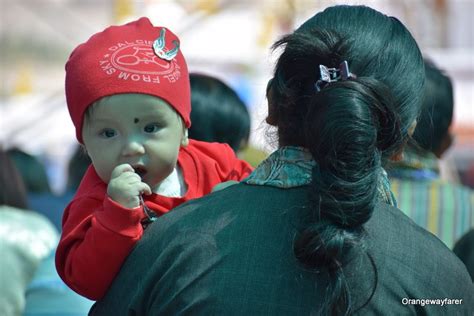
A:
[55,140,253,300]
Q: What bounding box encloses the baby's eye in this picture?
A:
[144,123,160,133]
[99,128,117,138]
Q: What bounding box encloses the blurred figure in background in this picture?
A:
[0,149,58,316]
[189,73,268,167]
[453,229,474,281]
[24,250,94,316]
[25,146,91,231]
[6,148,52,195]
[463,162,474,189]
[388,59,474,248]
[189,73,251,153]
[20,147,94,315]
[6,146,91,231]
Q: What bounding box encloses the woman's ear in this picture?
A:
[390,149,404,162]
[390,119,418,161]
[181,129,189,147]
[265,78,278,126]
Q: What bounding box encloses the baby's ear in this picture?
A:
[181,129,189,147]
[80,144,90,156]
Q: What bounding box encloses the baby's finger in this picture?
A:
[139,182,152,196]
[120,171,142,183]
[111,163,134,179]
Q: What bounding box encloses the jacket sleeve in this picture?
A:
[55,183,144,300]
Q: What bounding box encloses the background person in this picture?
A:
[0,149,58,316]
[22,146,92,231]
[189,73,251,153]
[453,229,474,281]
[388,60,474,248]
[189,73,268,167]
[6,148,52,195]
[90,5,473,315]
[23,148,94,316]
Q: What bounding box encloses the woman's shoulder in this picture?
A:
[367,202,463,267]
[365,202,473,304]
[368,202,453,253]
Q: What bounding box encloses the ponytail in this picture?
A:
[269,6,423,312]
[296,79,397,314]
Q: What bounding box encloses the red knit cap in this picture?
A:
[65,17,190,143]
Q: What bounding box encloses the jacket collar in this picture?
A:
[244,146,397,207]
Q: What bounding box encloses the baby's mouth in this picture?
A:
[133,166,147,178]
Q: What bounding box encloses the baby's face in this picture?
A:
[82,94,188,191]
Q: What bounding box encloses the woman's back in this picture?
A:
[91,182,473,314]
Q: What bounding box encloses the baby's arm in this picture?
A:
[56,164,150,300]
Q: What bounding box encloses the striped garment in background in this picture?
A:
[391,178,474,248]
[389,149,474,248]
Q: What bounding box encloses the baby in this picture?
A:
[55,17,253,300]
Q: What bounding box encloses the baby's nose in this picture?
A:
[121,139,145,156]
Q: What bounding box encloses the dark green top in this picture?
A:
[91,148,473,315]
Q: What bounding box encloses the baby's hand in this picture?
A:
[107,164,152,209]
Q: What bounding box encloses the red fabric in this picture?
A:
[66,17,191,143]
[55,140,253,300]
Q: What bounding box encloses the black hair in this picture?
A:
[269,5,424,314]
[189,73,250,152]
[0,149,29,209]
[6,147,51,194]
[412,59,453,153]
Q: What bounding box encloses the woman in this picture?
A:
[91,5,473,315]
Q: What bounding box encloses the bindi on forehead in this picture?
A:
[134,118,139,124]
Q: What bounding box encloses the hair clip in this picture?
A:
[153,28,180,61]
[315,60,356,92]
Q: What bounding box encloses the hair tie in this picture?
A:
[315,60,356,92]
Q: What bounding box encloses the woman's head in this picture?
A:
[269,5,423,158]
[267,5,424,314]
[189,74,250,152]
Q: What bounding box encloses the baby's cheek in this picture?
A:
[94,163,113,184]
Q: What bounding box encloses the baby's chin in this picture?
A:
[98,172,110,185]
